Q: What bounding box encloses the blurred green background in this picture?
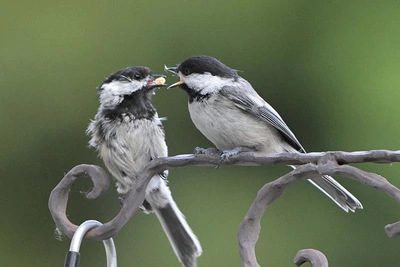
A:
[2,0,400,266]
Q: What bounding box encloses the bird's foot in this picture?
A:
[221,146,257,161]
[194,147,221,155]
[195,147,222,168]
[140,200,153,214]
[118,196,125,207]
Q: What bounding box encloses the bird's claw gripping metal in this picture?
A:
[194,147,221,155]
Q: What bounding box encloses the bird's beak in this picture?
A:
[164,65,183,89]
[146,74,167,89]
[164,65,178,74]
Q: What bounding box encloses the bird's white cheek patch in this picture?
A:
[184,73,233,94]
[99,80,147,106]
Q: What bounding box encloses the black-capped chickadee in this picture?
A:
[86,66,202,266]
[165,55,362,212]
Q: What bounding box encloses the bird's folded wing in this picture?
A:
[220,86,305,153]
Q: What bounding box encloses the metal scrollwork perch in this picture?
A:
[49,150,400,266]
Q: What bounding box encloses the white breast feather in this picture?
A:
[189,94,285,154]
[90,116,167,193]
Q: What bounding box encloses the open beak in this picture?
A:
[164,65,183,89]
[146,74,167,89]
[164,65,178,74]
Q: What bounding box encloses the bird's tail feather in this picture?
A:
[290,165,363,212]
[307,174,363,212]
[145,177,202,267]
[153,200,202,267]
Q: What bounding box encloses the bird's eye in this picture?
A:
[133,73,141,80]
[183,68,191,76]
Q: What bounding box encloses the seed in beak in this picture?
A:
[154,77,166,85]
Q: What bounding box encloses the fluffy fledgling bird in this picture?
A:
[87,66,202,267]
[165,55,362,212]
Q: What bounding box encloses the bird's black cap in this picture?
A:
[102,66,152,84]
[176,55,238,79]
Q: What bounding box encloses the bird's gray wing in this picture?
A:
[220,85,306,153]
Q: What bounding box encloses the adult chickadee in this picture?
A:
[86,66,202,266]
[165,55,362,212]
